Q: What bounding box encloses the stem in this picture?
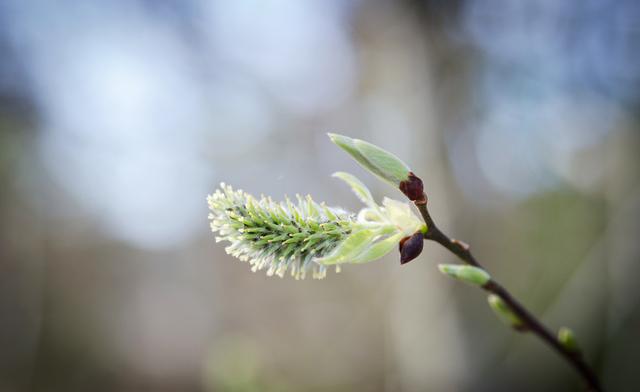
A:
[414,199,603,392]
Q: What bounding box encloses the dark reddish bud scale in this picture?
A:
[399,172,426,203]
[399,231,424,265]
[398,236,410,252]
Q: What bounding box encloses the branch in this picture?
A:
[414,198,603,392]
[325,132,603,390]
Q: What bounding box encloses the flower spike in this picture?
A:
[208,173,424,279]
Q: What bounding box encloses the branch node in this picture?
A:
[451,238,470,251]
[513,324,529,333]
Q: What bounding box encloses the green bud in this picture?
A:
[438,264,491,286]
[328,133,411,188]
[487,294,525,330]
[558,327,581,353]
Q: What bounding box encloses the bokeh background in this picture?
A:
[1,0,639,391]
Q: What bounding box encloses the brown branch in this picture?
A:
[414,198,603,392]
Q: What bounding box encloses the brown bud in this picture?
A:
[399,172,425,203]
[398,236,410,252]
[399,231,424,265]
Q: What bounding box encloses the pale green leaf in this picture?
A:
[332,171,376,208]
[327,133,390,182]
[315,229,376,265]
[350,232,404,264]
[353,139,410,185]
[381,197,423,235]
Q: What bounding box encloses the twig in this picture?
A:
[414,198,603,392]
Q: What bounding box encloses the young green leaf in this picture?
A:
[314,229,377,265]
[328,133,389,181]
[328,133,411,188]
[350,232,405,264]
[332,171,377,208]
[381,197,424,236]
[352,139,411,185]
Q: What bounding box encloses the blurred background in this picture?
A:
[1,0,639,391]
